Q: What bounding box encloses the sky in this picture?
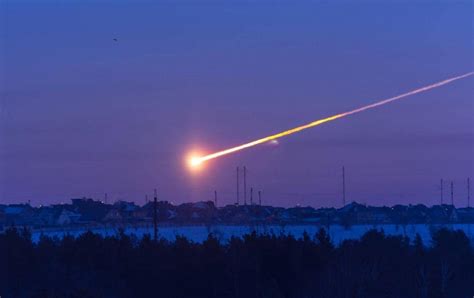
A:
[1,0,473,207]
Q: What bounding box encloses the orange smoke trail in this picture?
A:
[190,72,473,166]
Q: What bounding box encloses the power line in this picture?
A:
[450,181,454,206]
[236,167,239,205]
[250,187,253,205]
[244,166,247,205]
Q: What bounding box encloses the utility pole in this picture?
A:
[145,195,148,204]
[104,193,108,204]
[468,178,471,208]
[440,179,443,205]
[450,182,454,206]
[153,189,158,242]
[258,190,261,206]
[342,166,346,207]
[250,187,253,205]
[236,167,240,205]
[214,190,217,207]
[244,166,247,205]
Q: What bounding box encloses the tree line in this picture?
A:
[1,226,473,298]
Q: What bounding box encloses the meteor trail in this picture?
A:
[188,72,473,167]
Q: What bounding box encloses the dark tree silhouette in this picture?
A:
[0,227,473,298]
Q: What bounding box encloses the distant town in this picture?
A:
[1,197,473,232]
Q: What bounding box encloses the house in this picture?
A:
[113,201,138,218]
[104,209,125,222]
[430,205,452,223]
[104,201,139,223]
[56,209,81,225]
[133,200,176,221]
[339,202,366,214]
[70,197,111,223]
[33,206,62,226]
[175,201,217,223]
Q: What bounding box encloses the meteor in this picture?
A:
[187,72,473,168]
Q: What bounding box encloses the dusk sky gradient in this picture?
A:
[1,0,473,207]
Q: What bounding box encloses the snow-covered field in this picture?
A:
[30,223,474,246]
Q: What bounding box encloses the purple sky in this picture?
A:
[1,0,473,207]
